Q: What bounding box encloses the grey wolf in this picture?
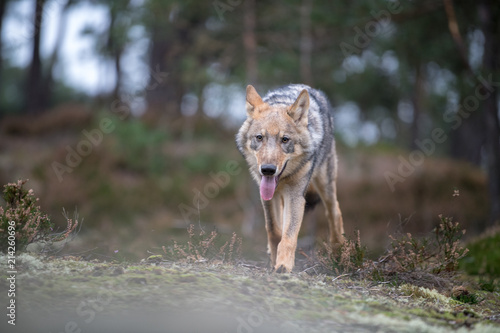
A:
[236,84,344,272]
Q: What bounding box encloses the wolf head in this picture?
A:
[236,85,311,201]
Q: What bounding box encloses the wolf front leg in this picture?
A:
[274,188,306,273]
[262,198,283,267]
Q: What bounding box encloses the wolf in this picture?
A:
[236,84,344,272]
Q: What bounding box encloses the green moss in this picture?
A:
[2,254,500,332]
[399,284,451,305]
[145,254,164,262]
[461,230,500,277]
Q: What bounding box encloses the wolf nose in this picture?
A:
[261,164,277,176]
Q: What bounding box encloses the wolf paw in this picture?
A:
[275,243,295,273]
[274,262,294,273]
[274,265,289,273]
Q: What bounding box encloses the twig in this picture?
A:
[240,263,262,269]
[301,264,319,274]
[331,273,351,282]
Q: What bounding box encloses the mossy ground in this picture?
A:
[461,226,500,277]
[1,253,499,333]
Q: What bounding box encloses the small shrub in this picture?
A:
[388,233,431,272]
[162,224,242,263]
[0,179,79,253]
[0,180,53,251]
[384,215,468,274]
[318,230,366,275]
[433,215,469,273]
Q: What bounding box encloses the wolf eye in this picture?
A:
[256,134,263,141]
[281,136,290,143]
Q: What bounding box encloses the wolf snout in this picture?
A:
[260,164,277,176]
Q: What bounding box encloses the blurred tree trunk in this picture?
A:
[45,0,74,103]
[0,0,7,98]
[450,79,485,166]
[112,48,122,101]
[25,0,46,114]
[144,19,185,120]
[450,104,485,165]
[410,64,424,150]
[243,0,257,85]
[479,0,500,225]
[445,0,485,165]
[106,5,123,101]
[300,0,313,86]
[145,25,179,119]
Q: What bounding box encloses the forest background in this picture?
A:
[0,0,499,260]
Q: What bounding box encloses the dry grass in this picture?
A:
[302,214,471,296]
[313,230,367,275]
[161,224,242,264]
[382,215,469,274]
[0,104,91,135]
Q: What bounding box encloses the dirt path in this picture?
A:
[1,254,499,333]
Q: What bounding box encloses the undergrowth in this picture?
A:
[165,214,470,286]
[316,230,366,275]
[0,179,80,253]
[315,215,469,283]
[383,215,469,274]
[162,224,242,264]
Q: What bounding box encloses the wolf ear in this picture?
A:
[288,89,309,125]
[246,85,264,117]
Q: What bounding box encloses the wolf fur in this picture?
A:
[236,84,344,272]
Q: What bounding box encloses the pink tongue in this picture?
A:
[260,176,277,201]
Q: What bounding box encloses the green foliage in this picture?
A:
[452,293,480,305]
[0,64,26,115]
[460,228,500,277]
[0,180,54,252]
[478,278,499,292]
[451,286,480,305]
[111,117,168,175]
[0,61,89,116]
